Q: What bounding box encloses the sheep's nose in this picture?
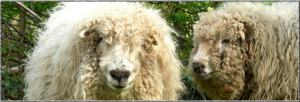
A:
[193,62,206,73]
[109,70,130,84]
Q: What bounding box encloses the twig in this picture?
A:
[167,3,181,19]
[9,58,21,64]
[4,44,25,87]
[191,87,195,100]
[1,18,25,39]
[5,44,13,73]
[1,19,36,43]
[15,2,43,21]
[2,19,8,35]
[30,1,34,11]
[14,3,40,26]
[2,88,5,100]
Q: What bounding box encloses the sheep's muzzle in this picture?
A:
[109,70,130,89]
[192,62,210,79]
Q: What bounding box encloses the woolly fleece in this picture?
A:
[189,2,298,100]
[24,2,185,100]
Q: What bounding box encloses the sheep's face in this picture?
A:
[189,17,247,99]
[80,30,142,91]
[96,37,141,91]
[190,35,242,80]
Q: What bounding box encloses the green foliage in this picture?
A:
[144,1,219,100]
[1,1,59,100]
[263,2,273,5]
[1,68,24,100]
[144,2,218,65]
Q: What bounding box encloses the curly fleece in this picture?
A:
[190,2,298,100]
[24,2,185,100]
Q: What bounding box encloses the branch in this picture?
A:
[4,44,25,87]
[167,3,181,19]
[1,19,24,39]
[2,20,35,46]
[15,2,43,21]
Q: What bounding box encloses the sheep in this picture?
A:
[24,2,185,100]
[189,2,298,100]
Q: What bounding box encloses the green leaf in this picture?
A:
[194,8,200,12]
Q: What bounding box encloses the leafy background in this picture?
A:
[1,1,272,100]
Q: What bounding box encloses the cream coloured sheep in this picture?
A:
[189,2,298,100]
[24,2,185,100]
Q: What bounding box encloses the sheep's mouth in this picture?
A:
[109,81,130,90]
[109,83,130,91]
[113,85,126,89]
[195,73,212,80]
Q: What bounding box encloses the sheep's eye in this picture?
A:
[99,37,103,42]
[222,39,230,43]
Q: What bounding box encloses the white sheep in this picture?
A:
[24,2,185,100]
[189,2,298,100]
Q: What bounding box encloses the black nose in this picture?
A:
[193,62,206,73]
[109,70,130,84]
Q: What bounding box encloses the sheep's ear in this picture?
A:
[238,31,245,41]
[243,20,257,41]
[79,29,91,38]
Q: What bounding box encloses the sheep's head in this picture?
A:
[189,12,255,99]
[79,24,143,91]
[76,3,175,97]
[97,39,141,91]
